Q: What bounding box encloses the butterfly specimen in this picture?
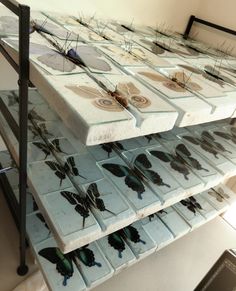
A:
[65,84,124,112]
[208,187,230,202]
[108,225,146,258]
[28,109,45,122]
[100,142,125,158]
[138,71,187,93]
[116,82,151,109]
[61,183,115,227]
[102,163,145,199]
[180,196,202,214]
[28,123,53,140]
[45,161,68,186]
[65,156,86,179]
[214,128,236,144]
[74,244,102,267]
[30,17,77,40]
[144,135,153,143]
[45,157,84,187]
[32,138,67,161]
[133,153,171,188]
[170,71,202,92]
[150,143,207,180]
[183,131,232,159]
[38,247,73,286]
[61,191,90,227]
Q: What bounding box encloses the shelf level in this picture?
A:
[0,89,236,255]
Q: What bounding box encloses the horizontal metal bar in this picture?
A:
[0,98,19,140]
[0,0,20,16]
[0,43,19,73]
[183,15,236,40]
[194,16,236,36]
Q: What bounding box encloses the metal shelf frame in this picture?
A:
[0,0,30,276]
[183,15,236,40]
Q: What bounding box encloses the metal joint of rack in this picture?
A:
[0,0,30,276]
[183,15,236,40]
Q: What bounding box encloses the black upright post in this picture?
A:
[17,4,30,276]
[183,15,195,40]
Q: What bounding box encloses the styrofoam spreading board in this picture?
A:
[2,148,235,291]
[0,92,215,254]
[125,66,223,127]
[0,37,179,145]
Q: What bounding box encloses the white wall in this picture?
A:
[16,0,200,32]
[194,0,236,55]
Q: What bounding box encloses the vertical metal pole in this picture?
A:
[17,4,30,276]
[183,15,195,40]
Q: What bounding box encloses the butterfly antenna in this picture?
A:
[82,216,86,228]
[162,182,171,188]
[105,208,116,216]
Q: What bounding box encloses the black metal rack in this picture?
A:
[0,0,30,276]
[183,15,236,40]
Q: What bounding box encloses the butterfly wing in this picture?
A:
[149,150,173,162]
[122,225,145,244]
[125,174,145,198]
[182,136,201,145]
[75,247,101,267]
[37,52,76,73]
[214,131,232,140]
[38,247,60,264]
[108,232,125,258]
[176,144,191,157]
[134,153,152,169]
[102,163,129,177]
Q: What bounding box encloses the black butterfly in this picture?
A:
[108,225,146,258]
[183,131,232,159]
[150,145,195,180]
[65,156,86,179]
[214,129,236,145]
[61,183,115,227]
[102,163,145,199]
[28,109,45,122]
[45,161,69,186]
[180,196,202,215]
[74,244,102,267]
[33,142,51,159]
[100,142,125,158]
[133,153,171,188]
[61,191,90,227]
[29,123,53,140]
[144,135,153,143]
[38,247,73,286]
[86,183,115,215]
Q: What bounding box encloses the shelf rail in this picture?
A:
[0,0,30,276]
[183,15,236,40]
